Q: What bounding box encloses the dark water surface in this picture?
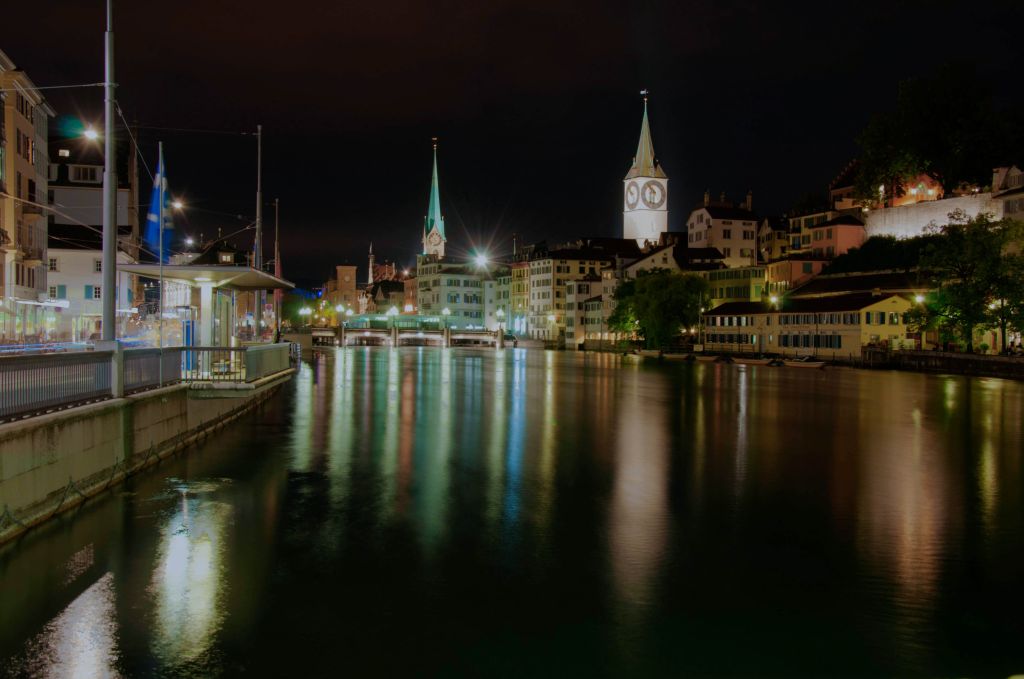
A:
[2,348,1023,677]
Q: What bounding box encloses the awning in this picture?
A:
[118,264,294,291]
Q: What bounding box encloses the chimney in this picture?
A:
[512,232,518,256]
[746,189,753,211]
[871,287,882,297]
[703,190,710,207]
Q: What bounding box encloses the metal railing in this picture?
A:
[123,348,185,394]
[0,343,293,422]
[1,351,113,421]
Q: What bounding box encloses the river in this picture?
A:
[2,348,1023,677]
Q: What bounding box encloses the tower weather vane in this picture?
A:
[641,88,649,101]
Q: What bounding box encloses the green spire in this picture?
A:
[425,141,445,240]
[625,97,667,180]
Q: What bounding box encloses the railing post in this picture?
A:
[98,340,124,398]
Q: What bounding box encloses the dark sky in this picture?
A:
[5,0,1022,286]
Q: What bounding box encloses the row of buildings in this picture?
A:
[2,48,140,344]
[320,96,1022,354]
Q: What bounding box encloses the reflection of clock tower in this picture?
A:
[623,95,668,246]
[422,140,446,258]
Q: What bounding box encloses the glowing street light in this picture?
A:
[171,199,184,210]
[185,236,194,247]
[474,253,488,268]
[914,294,925,304]
[335,304,345,313]
[386,306,399,316]
[83,126,99,141]
[769,295,779,305]
[345,308,354,317]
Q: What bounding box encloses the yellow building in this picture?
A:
[702,265,766,308]
[703,293,913,358]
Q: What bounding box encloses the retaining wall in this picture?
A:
[0,370,293,544]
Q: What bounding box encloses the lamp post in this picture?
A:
[441,307,451,328]
[101,0,116,342]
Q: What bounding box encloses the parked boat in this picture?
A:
[733,357,772,365]
[784,357,826,369]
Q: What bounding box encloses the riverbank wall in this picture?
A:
[0,370,293,545]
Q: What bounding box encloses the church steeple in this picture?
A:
[622,92,669,246]
[625,95,667,180]
[422,139,446,256]
[368,241,375,285]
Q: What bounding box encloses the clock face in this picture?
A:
[625,181,640,210]
[428,231,442,246]
[641,180,666,209]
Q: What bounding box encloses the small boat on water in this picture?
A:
[695,355,718,362]
[784,356,826,369]
[733,357,772,365]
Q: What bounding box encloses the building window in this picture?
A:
[71,165,101,183]
[93,286,103,299]
[94,259,102,273]
[48,258,58,271]
[723,229,732,239]
[49,286,57,299]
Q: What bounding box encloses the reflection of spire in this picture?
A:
[625,94,667,180]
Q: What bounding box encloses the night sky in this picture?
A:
[5,0,1022,286]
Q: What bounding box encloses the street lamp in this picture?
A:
[474,252,488,268]
[914,294,925,304]
[442,307,451,329]
[83,126,99,141]
[171,199,184,210]
[335,304,345,313]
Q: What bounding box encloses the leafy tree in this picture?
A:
[913,212,1022,351]
[855,63,1011,200]
[608,278,639,338]
[985,245,1024,351]
[612,269,708,349]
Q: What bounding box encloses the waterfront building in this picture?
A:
[402,275,417,313]
[525,242,632,341]
[415,258,484,327]
[483,266,511,332]
[621,236,724,280]
[1,51,55,342]
[686,191,758,268]
[622,97,668,246]
[565,272,603,349]
[703,292,914,356]
[510,260,529,335]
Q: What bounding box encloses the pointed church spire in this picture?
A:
[425,138,445,240]
[625,92,667,180]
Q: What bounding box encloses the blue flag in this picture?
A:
[144,144,172,262]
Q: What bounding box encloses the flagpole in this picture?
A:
[158,141,164,385]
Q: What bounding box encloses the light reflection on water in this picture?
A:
[1,349,1023,677]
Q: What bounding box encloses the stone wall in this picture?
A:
[864,194,1003,239]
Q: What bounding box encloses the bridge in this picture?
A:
[292,314,509,349]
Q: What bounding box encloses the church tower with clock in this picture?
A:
[422,140,446,258]
[623,96,668,246]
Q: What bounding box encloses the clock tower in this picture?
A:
[422,140,446,258]
[623,95,668,246]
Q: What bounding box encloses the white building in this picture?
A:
[622,98,668,246]
[686,191,758,268]
[46,248,135,341]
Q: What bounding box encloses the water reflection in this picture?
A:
[149,482,230,666]
[8,573,120,679]
[2,349,1024,677]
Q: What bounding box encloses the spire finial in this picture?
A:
[432,136,438,152]
[641,88,649,104]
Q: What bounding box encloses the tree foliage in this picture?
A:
[912,213,1024,350]
[855,63,1011,199]
[610,269,708,349]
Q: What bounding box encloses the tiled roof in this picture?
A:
[706,292,903,315]
[789,271,927,297]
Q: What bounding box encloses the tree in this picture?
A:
[914,212,1022,351]
[855,63,1011,200]
[985,246,1024,351]
[612,269,708,350]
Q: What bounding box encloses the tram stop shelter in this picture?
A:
[119,264,294,346]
